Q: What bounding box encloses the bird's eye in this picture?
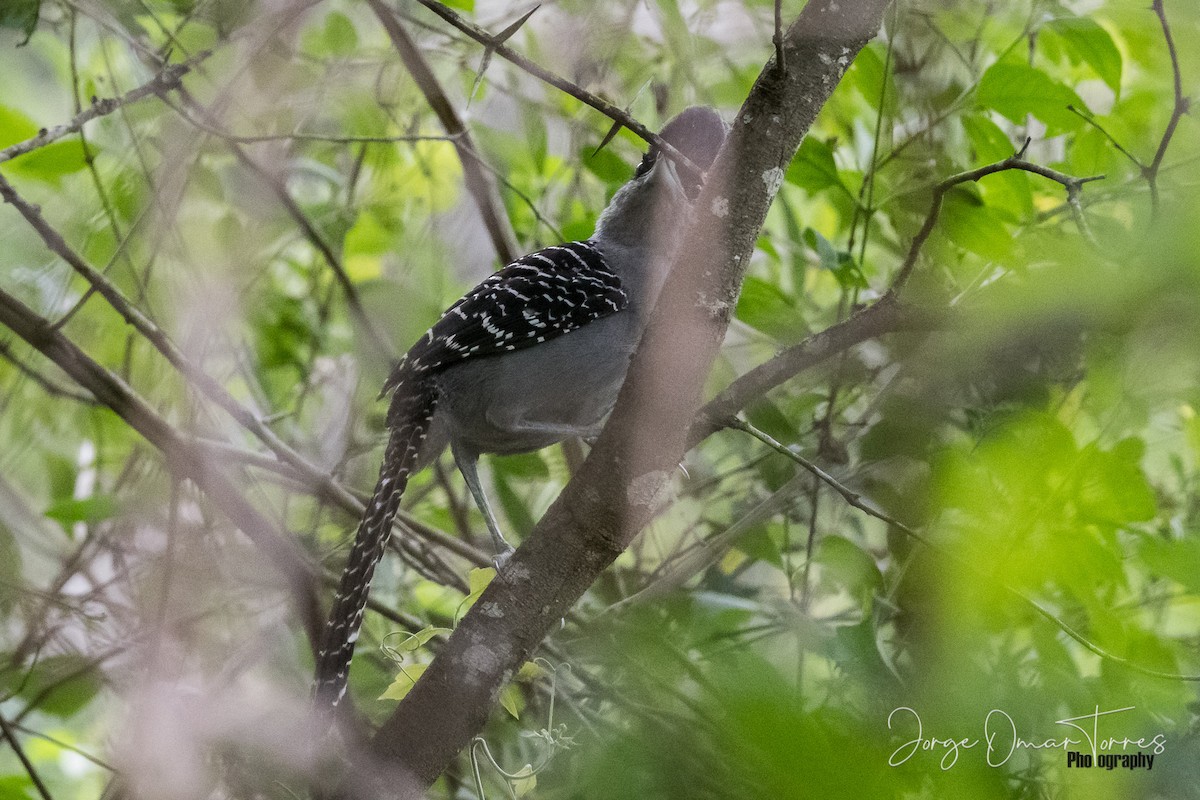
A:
[633,149,658,179]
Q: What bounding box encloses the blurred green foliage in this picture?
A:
[0,0,1199,798]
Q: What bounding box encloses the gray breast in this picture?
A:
[430,311,639,456]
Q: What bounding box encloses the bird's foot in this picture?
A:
[491,546,515,571]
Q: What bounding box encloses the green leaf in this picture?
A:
[441,0,473,10]
[802,228,867,289]
[735,276,801,341]
[977,62,1085,134]
[939,189,1014,260]
[511,765,537,797]
[582,145,631,185]
[379,663,428,701]
[962,115,1033,219]
[499,683,523,719]
[0,775,35,800]
[9,139,89,183]
[323,12,358,56]
[1139,535,1200,594]
[786,137,842,193]
[44,495,117,527]
[0,105,88,182]
[803,227,840,270]
[455,567,496,624]
[1047,17,1122,96]
[0,655,103,718]
[0,105,38,146]
[468,567,496,595]
[814,536,882,598]
[0,0,39,44]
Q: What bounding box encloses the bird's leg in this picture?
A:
[451,443,515,568]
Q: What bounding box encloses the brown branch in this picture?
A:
[354,0,895,793]
[407,0,703,180]
[891,151,1104,290]
[686,293,936,449]
[0,711,55,800]
[368,0,518,265]
[0,339,98,404]
[0,55,203,165]
[173,88,397,361]
[0,286,322,652]
[1146,0,1189,211]
[0,171,485,573]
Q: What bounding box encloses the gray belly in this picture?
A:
[427,312,638,457]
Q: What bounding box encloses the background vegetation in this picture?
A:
[0,0,1198,797]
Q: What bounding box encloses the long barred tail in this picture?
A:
[313,378,437,707]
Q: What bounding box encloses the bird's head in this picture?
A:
[634,105,728,200]
[594,106,728,247]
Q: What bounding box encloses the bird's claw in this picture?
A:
[492,547,515,571]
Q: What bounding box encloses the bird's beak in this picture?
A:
[659,156,702,202]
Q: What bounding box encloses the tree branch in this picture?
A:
[0,171,486,575]
[0,710,55,800]
[891,151,1104,290]
[406,0,703,179]
[355,0,895,793]
[0,55,203,166]
[1146,0,1189,211]
[367,0,519,265]
[0,285,323,653]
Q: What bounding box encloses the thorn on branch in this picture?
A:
[773,0,786,74]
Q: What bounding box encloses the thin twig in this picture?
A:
[367,0,518,264]
[731,418,1200,682]
[407,0,703,181]
[891,150,1104,290]
[1067,104,1145,170]
[1146,0,1190,211]
[7,720,117,773]
[0,53,205,165]
[0,340,98,403]
[687,293,936,449]
[0,711,56,800]
[773,0,786,73]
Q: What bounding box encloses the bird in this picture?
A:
[313,106,728,707]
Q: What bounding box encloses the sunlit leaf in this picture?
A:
[44,496,117,527]
[1047,17,1123,96]
[379,663,428,701]
[786,137,842,192]
[977,62,1086,134]
[499,683,523,719]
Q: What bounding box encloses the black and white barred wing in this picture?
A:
[382,240,626,398]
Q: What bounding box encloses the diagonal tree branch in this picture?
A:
[353,0,895,793]
[368,0,519,265]
[0,55,205,166]
[0,285,323,651]
[0,170,487,573]
[406,0,703,179]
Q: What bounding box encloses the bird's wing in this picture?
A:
[382,240,627,399]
